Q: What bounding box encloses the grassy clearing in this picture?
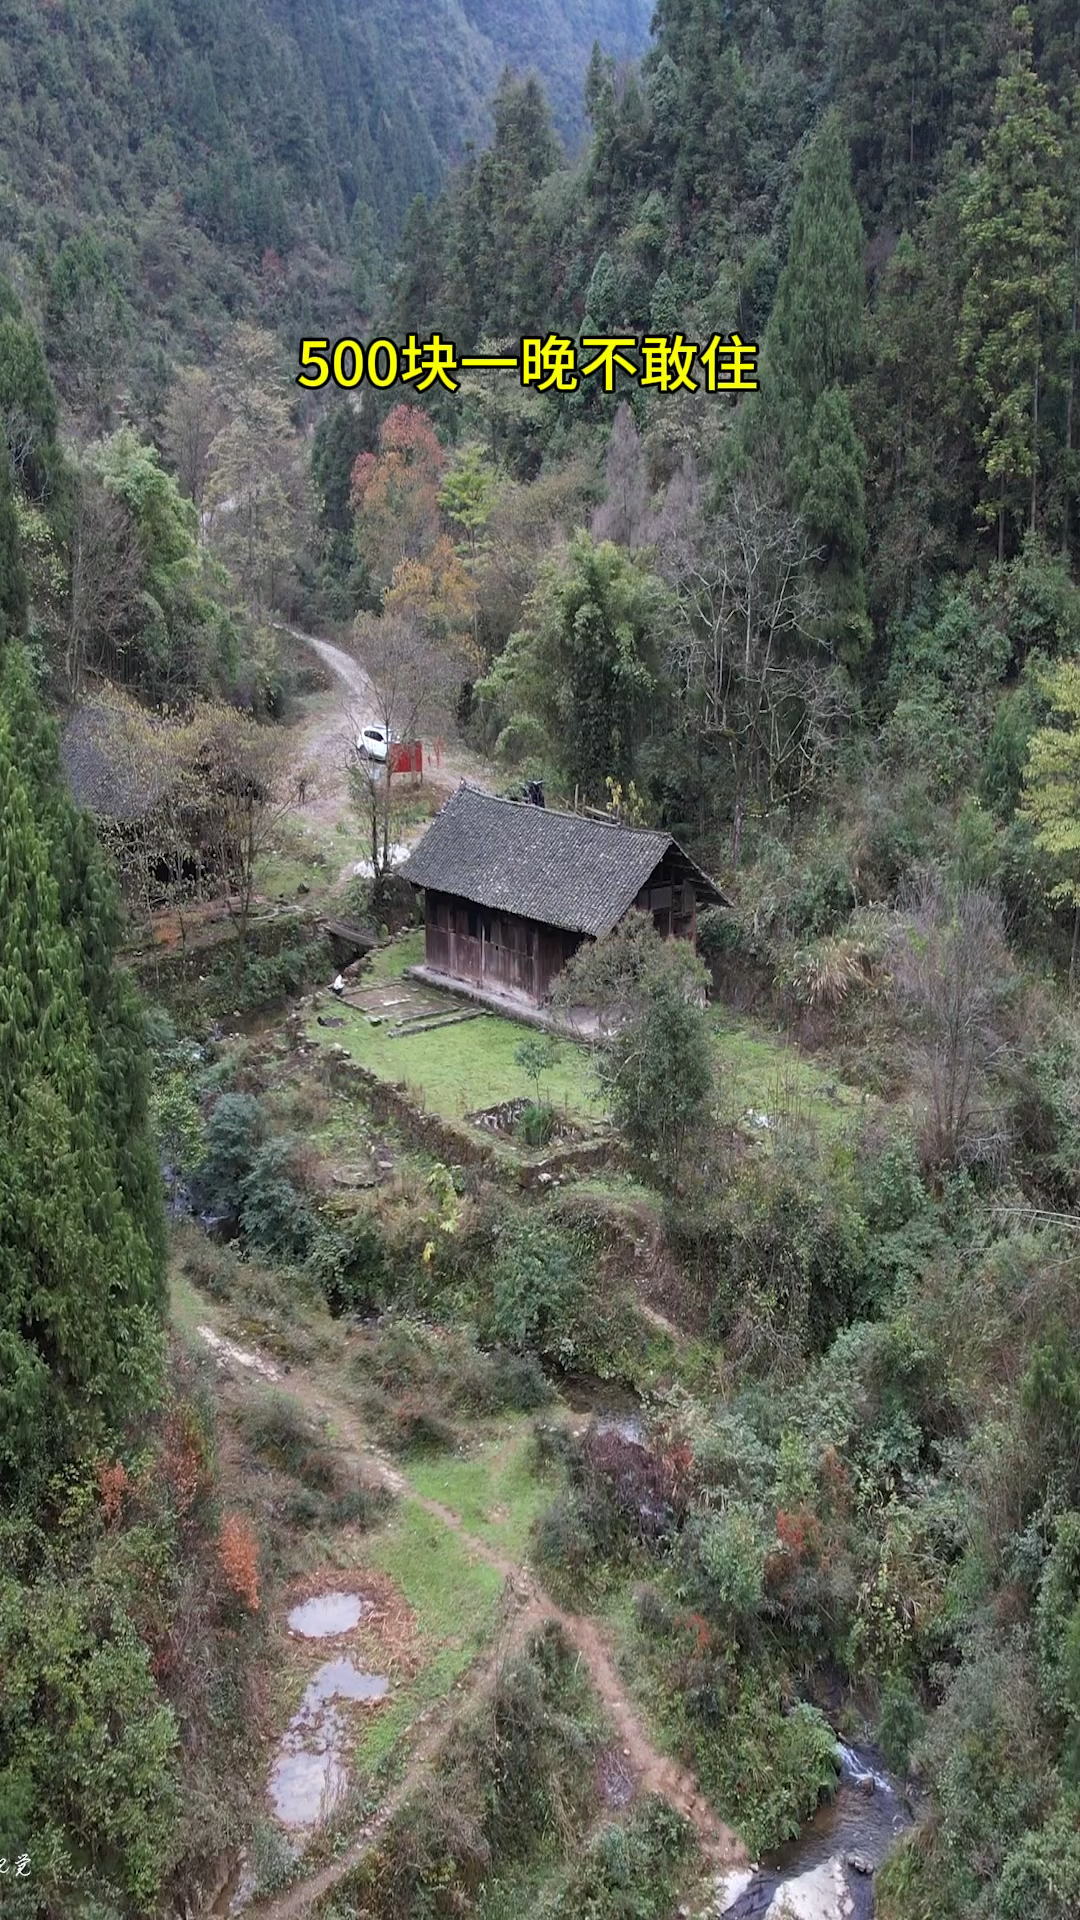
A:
[311,982,602,1125]
[710,1010,868,1136]
[357,1494,506,1770]
[362,930,425,981]
[255,814,369,902]
[405,1425,553,1560]
[318,936,869,1134]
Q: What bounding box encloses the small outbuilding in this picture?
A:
[399,783,729,1009]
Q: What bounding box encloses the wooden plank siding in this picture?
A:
[634,849,697,941]
[423,889,582,1004]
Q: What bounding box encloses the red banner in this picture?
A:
[389,739,423,777]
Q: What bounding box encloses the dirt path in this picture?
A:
[277,622,490,826]
[196,1319,748,1918]
[274,626,375,839]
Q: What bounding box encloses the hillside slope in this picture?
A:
[0,0,649,374]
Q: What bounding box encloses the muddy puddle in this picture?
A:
[715,1740,914,1919]
[269,1656,389,1829]
[287,1590,372,1637]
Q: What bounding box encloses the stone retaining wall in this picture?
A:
[320,1048,625,1190]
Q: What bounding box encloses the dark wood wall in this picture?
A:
[634,852,698,941]
[423,890,581,1004]
[423,856,701,1005]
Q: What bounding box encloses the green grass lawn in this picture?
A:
[363,929,425,980]
[314,936,869,1136]
[309,938,603,1123]
[405,1424,553,1561]
[711,1010,868,1136]
[357,1494,506,1771]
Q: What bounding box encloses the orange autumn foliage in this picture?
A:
[350,405,447,592]
[218,1512,260,1612]
[96,1459,131,1525]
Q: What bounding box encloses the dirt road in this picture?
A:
[277,623,491,837]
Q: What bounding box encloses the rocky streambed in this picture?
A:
[714,1741,914,1920]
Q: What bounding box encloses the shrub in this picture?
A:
[533,1486,625,1591]
[914,1638,1050,1899]
[239,1139,316,1262]
[384,1398,458,1456]
[310,1212,391,1317]
[782,936,874,1010]
[238,1392,336,1491]
[189,1092,265,1225]
[634,1583,675,1637]
[180,1238,243,1302]
[327,1484,392,1528]
[682,1506,766,1631]
[338,872,374,925]
[485,1348,552,1413]
[996,1806,1080,1920]
[0,1576,181,1908]
[600,974,713,1194]
[488,1218,586,1361]
[674,1156,870,1372]
[539,1796,697,1920]
[787,847,856,940]
[877,1673,925,1774]
[217,1513,260,1613]
[208,938,324,1013]
[580,1428,687,1544]
[452,1344,553,1415]
[529,1420,576,1477]
[371,870,417,931]
[516,1099,556,1147]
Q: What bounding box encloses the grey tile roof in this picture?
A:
[399,784,728,936]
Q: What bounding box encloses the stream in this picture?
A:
[561,1377,916,1919]
[715,1741,914,1919]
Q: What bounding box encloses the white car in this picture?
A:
[356,724,390,763]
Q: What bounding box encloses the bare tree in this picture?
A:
[63,690,203,938]
[162,367,225,509]
[657,460,847,855]
[66,474,144,694]
[189,705,294,953]
[889,880,1014,1172]
[591,401,651,550]
[3,405,38,492]
[203,325,308,608]
[350,609,464,877]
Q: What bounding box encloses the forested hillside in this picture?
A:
[0,0,649,398]
[6,1,1080,1917]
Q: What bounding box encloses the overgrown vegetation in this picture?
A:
[8,0,1080,1913]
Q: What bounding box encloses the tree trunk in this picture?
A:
[1064,248,1078,557]
[1031,363,1039,536]
[1071,901,1079,998]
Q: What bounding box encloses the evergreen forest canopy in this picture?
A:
[0,0,650,394]
[7,0,1080,1917]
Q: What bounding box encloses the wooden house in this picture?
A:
[399,783,729,1008]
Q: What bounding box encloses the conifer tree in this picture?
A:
[761,109,866,439]
[0,704,163,1490]
[1021,657,1080,988]
[0,463,164,1494]
[742,111,870,662]
[790,388,872,664]
[0,451,27,639]
[960,7,1069,559]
